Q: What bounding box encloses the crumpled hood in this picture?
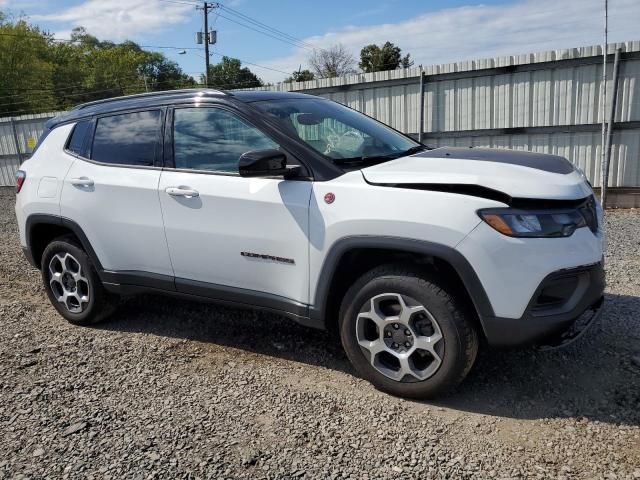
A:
[361,147,593,201]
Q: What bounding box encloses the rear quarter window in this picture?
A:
[65,120,93,157]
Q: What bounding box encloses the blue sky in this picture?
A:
[3,0,639,84]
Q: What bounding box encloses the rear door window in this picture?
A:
[91,110,162,167]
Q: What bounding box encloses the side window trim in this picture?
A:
[168,104,304,177]
[86,107,165,169]
[162,107,174,169]
[82,119,96,158]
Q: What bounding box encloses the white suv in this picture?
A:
[15,89,605,398]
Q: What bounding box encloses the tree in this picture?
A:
[0,14,57,115]
[202,56,262,89]
[137,52,196,91]
[359,41,413,73]
[0,15,197,115]
[308,44,356,78]
[284,69,314,83]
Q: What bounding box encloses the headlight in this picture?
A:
[478,208,587,238]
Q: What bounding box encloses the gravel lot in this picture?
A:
[1,187,639,479]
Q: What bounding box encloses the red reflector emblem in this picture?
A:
[324,192,335,204]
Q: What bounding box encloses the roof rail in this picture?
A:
[72,88,226,110]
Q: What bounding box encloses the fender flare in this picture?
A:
[25,214,104,270]
[310,236,495,330]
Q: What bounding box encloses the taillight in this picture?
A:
[15,170,26,194]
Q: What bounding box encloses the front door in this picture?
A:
[158,106,312,310]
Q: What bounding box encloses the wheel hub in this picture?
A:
[62,273,76,292]
[383,323,413,352]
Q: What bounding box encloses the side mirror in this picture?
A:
[239,149,289,177]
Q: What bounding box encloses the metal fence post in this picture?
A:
[602,47,621,209]
[10,117,23,165]
[418,68,425,144]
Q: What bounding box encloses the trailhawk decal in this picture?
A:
[241,251,295,265]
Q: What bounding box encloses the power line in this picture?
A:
[217,4,316,50]
[1,80,267,117]
[215,12,313,51]
[208,51,291,75]
[0,84,143,109]
[0,71,157,97]
[155,0,315,51]
[0,29,293,74]
[0,32,203,51]
[156,0,200,6]
[1,28,417,82]
[0,75,270,110]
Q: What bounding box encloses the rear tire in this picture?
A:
[339,264,478,399]
[41,235,116,326]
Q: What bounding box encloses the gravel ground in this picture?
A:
[1,187,639,479]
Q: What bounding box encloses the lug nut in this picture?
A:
[405,329,411,336]
[393,323,399,329]
[404,342,411,347]
[392,342,399,349]
[385,331,392,337]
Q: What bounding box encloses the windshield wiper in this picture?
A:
[398,145,429,157]
[333,144,428,166]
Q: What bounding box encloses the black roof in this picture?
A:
[45,88,319,129]
[228,90,316,102]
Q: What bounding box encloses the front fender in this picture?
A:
[309,235,495,331]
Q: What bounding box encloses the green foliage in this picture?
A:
[202,56,263,89]
[284,69,315,83]
[0,16,196,116]
[359,41,413,73]
[0,16,57,115]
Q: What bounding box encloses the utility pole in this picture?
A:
[203,2,210,87]
[196,2,217,87]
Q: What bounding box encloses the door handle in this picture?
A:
[165,186,199,198]
[70,177,94,187]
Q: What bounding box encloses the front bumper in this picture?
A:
[481,262,605,347]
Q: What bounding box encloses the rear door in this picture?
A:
[158,105,312,309]
[60,110,174,281]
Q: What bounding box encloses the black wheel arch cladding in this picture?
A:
[311,236,495,330]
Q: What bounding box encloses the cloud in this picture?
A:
[255,0,640,83]
[32,0,193,41]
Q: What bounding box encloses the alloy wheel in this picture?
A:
[48,252,90,314]
[355,293,444,382]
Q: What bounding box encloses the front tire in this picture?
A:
[41,235,116,326]
[339,264,478,399]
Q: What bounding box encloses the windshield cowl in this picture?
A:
[333,145,430,166]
